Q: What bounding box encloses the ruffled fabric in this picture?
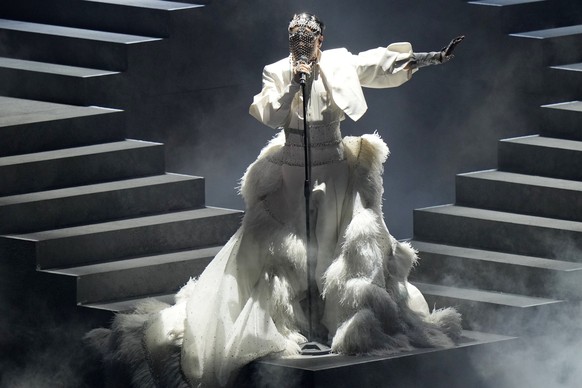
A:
[86,133,461,387]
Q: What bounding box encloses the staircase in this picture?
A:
[0,2,241,385]
[0,0,244,302]
[407,1,582,385]
[1,0,581,387]
[411,0,582,334]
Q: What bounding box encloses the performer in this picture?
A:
[87,13,464,388]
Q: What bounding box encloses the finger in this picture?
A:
[446,39,464,55]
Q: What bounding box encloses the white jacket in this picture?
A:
[249,43,416,126]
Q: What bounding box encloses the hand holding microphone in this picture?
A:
[293,56,312,85]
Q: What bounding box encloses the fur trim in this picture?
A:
[85,300,188,388]
[339,279,402,333]
[322,205,388,305]
[331,309,412,355]
[358,132,390,168]
[323,132,461,355]
[343,133,390,210]
[385,240,419,282]
[112,309,155,387]
[425,307,463,342]
[84,328,112,359]
[238,131,285,206]
[175,278,198,305]
[398,304,458,349]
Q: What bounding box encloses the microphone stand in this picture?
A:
[299,70,331,356]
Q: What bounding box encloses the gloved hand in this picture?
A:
[410,35,465,68]
[441,35,465,63]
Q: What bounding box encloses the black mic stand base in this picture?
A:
[300,341,331,356]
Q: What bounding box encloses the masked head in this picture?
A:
[288,13,324,65]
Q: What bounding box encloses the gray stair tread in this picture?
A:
[542,100,582,113]
[46,245,222,276]
[83,293,175,312]
[0,96,120,127]
[551,63,582,72]
[6,207,242,241]
[0,57,119,77]
[511,24,582,39]
[417,205,582,233]
[0,139,160,167]
[86,0,203,11]
[412,241,582,272]
[459,169,582,192]
[500,134,582,152]
[413,282,562,308]
[0,173,199,206]
[260,330,515,370]
[0,18,161,43]
[468,0,544,6]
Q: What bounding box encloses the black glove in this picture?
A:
[410,35,465,68]
[441,35,465,62]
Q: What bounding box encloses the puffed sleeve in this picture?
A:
[249,63,300,129]
[355,42,418,89]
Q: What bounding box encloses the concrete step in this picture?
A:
[164,0,210,5]
[241,330,517,388]
[413,205,582,260]
[83,292,175,313]
[0,0,203,38]
[0,96,125,157]
[47,245,222,304]
[467,0,582,33]
[544,63,582,102]
[0,18,162,71]
[0,173,204,234]
[498,135,582,181]
[550,62,582,73]
[0,140,165,196]
[0,57,121,106]
[2,207,242,269]
[510,24,582,66]
[456,170,582,221]
[540,101,582,141]
[414,282,565,336]
[410,241,582,300]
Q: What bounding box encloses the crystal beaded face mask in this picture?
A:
[288,14,321,65]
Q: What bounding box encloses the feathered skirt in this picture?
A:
[86,129,462,388]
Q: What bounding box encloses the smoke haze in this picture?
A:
[1,0,581,387]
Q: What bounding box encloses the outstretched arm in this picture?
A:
[408,35,465,69]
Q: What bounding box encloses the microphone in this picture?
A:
[298,55,309,85]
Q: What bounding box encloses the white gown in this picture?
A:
[88,44,462,388]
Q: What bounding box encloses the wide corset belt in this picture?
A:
[268,121,346,167]
[284,120,342,148]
